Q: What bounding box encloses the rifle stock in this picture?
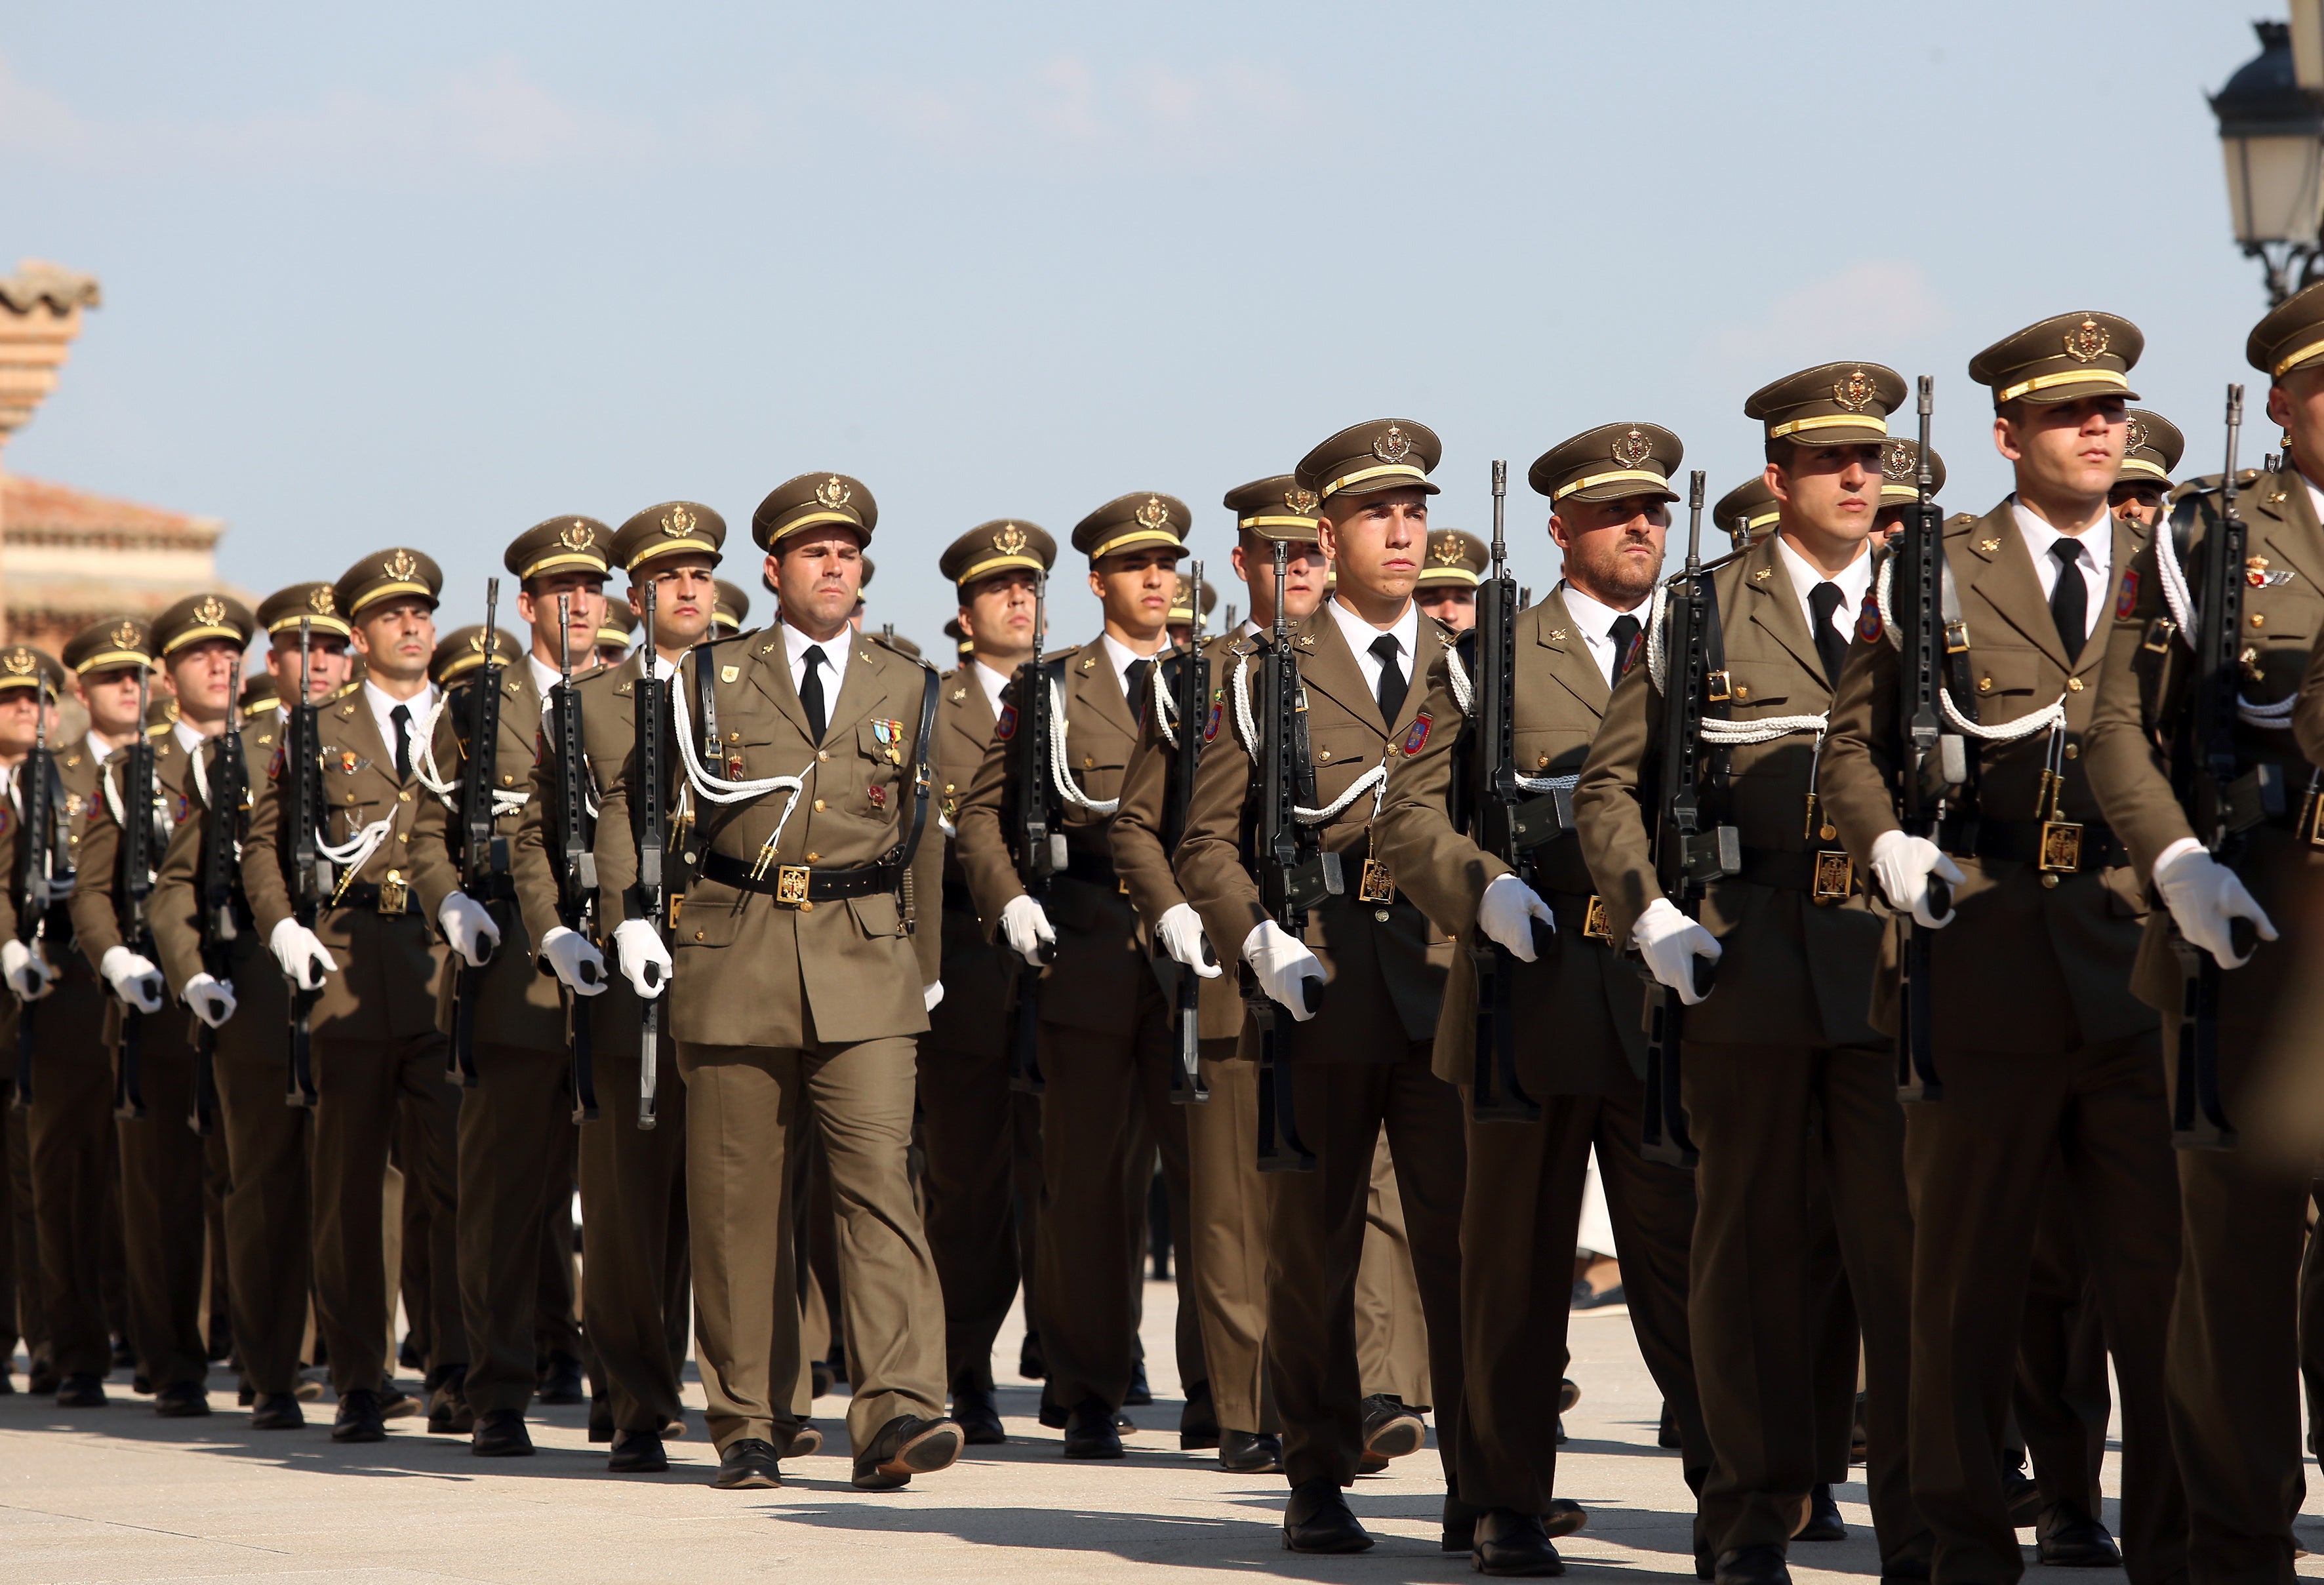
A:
[1470,458,1542,1125]
[448,580,503,1089]
[111,666,157,1122]
[1163,559,1209,1105]
[282,618,326,1108]
[1007,574,1058,1096]
[1893,375,1959,1104]
[190,685,249,1136]
[551,594,599,1124]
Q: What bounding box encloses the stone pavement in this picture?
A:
[3,1285,2317,1584]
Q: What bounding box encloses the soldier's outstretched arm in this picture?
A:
[67,769,124,974]
[2083,537,2192,880]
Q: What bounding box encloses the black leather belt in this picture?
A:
[1732,846,1859,904]
[1059,850,1119,889]
[1542,888,1618,942]
[466,872,519,904]
[330,881,417,915]
[700,849,903,904]
[1958,817,2123,874]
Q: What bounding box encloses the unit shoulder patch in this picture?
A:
[1402,712,1432,756]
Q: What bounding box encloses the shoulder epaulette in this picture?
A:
[1943,511,1981,531]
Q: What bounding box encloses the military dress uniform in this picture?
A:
[1376,426,1713,1561]
[1573,368,1927,1578]
[1173,420,1470,1547]
[241,549,464,1437]
[148,592,308,1424]
[918,519,1055,1439]
[952,492,1209,1453]
[2083,287,2324,1585]
[510,502,718,1465]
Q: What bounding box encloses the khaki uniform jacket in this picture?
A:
[1376,589,1641,1094]
[1573,532,1884,1049]
[0,742,102,978]
[1172,606,1455,1062]
[596,628,942,1049]
[2085,472,2324,1012]
[407,662,565,1051]
[927,664,1016,1058]
[1822,501,2155,1053]
[1110,632,1243,1043]
[953,636,1153,1035]
[151,727,275,994]
[242,692,450,1039]
[68,729,190,971]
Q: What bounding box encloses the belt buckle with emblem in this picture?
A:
[1357,858,1395,904]
[377,868,409,915]
[774,866,812,906]
[2037,821,2083,873]
[1811,851,1854,904]
[1582,895,1614,942]
[2302,784,2324,848]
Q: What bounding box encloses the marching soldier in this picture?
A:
[1167,572,1217,650]
[243,548,464,1443]
[1173,420,1467,1554]
[1413,529,1486,630]
[407,515,612,1457]
[1820,316,2185,1583]
[595,603,638,667]
[514,501,724,1472]
[148,589,314,1428]
[1376,424,1711,1574]
[0,658,60,1397]
[1714,478,1780,552]
[713,579,750,637]
[921,518,1056,1445]
[595,471,959,1492]
[2109,409,2182,529]
[2086,289,2324,1585]
[1872,441,1945,546]
[1573,367,1927,1585]
[952,491,1210,1458]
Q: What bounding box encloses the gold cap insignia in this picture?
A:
[308,586,336,615]
[559,519,595,552]
[1372,425,1412,464]
[468,631,494,656]
[993,523,1028,556]
[111,620,142,649]
[1881,441,1914,481]
[193,595,227,626]
[1832,369,1877,412]
[1431,534,1464,566]
[814,476,852,510]
[662,504,695,538]
[3,650,33,675]
[1610,428,1654,468]
[2064,317,2110,363]
[1173,574,1193,601]
[2125,418,2149,451]
[1285,485,1319,514]
[1134,496,1172,532]
[384,548,419,582]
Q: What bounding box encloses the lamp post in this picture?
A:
[2213,20,2324,306]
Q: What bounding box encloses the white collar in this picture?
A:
[172,719,206,756]
[1555,580,1647,639]
[2009,495,2111,561]
[1325,592,1418,661]
[1098,631,1162,690]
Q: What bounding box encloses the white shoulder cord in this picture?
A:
[100,757,176,843]
[2150,522,2296,729]
[1872,557,2069,744]
[668,665,814,858]
[413,689,459,803]
[1047,679,1120,815]
[1642,578,1830,745]
[1224,651,1388,824]
[1437,641,1571,793]
[1151,657,1181,750]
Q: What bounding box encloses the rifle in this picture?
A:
[12,679,62,1107]
[281,617,325,1108]
[2170,383,2262,1150]
[1160,558,1211,1104]
[633,580,668,1131]
[1247,538,1342,1173]
[447,580,504,1089]
[1005,573,1059,1096]
[111,664,157,1122]
[1468,459,1545,1125]
[550,594,599,1124]
[1893,376,1964,1103]
[190,681,248,1137]
[1638,470,1737,1169]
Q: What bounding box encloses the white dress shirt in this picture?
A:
[1555,581,1651,684]
[1325,595,1420,707]
[85,731,117,765]
[2010,498,2112,646]
[1098,632,1163,704]
[974,659,1011,717]
[779,618,851,704]
[363,679,436,777]
[1772,534,1874,651]
[172,719,205,757]
[2304,471,2324,527]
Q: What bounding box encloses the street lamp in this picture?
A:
[2214,20,2324,306]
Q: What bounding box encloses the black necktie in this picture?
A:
[1124,657,1151,718]
[800,646,828,744]
[1371,633,1407,725]
[1807,582,1849,690]
[1607,614,1643,690]
[2049,541,2088,664]
[390,702,412,782]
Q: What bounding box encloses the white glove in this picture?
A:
[1000,894,1056,967]
[611,918,671,999]
[1241,919,1326,1022]
[437,892,502,969]
[1156,903,1221,977]
[924,981,944,1012]
[182,973,237,1029]
[1,938,51,1001]
[1476,874,1556,962]
[538,925,608,997]
[2153,838,2278,969]
[100,946,166,1014]
[267,919,338,991]
[1869,830,1963,929]
[1632,897,1722,1006]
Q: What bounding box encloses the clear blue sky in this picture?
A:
[0,2,2288,651]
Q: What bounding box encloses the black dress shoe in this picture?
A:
[1660,1401,1682,1449]
[1544,1500,1588,1539]
[1475,1508,1566,1576]
[852,1413,963,1489]
[2002,1457,2041,1527]
[952,1383,1006,1445]
[711,1437,780,1489]
[1444,1494,1479,1552]
[332,1388,387,1443]
[1218,1429,1282,1474]
[1559,1378,1581,1413]
[377,1387,419,1420]
[1062,1396,1124,1460]
[154,1381,211,1418]
[786,1422,824,1458]
[471,1408,534,1456]
[237,1383,254,1407]
[27,1363,59,1397]
[397,1334,420,1371]
[1696,1544,1715,1580]
[250,1392,304,1430]
[1179,1378,1218,1449]
[1124,1361,1153,1406]
[588,1394,614,1443]
[111,1334,135,1370]
[132,1373,151,1394]
[1017,1331,1046,1381]
[1283,1478,1372,1554]
[426,1373,474,1435]
[2035,1503,2122,1568]
[536,1353,586,1405]
[1360,1394,1426,1463]
[1795,1483,1845,1542]
[1714,1544,1791,1585]
[56,1373,107,1409]
[608,1430,667,1473]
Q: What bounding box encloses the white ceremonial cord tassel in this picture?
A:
[669,673,814,856]
[413,689,460,802]
[316,814,396,876]
[1225,656,1388,824]
[1151,658,1181,750]
[1047,679,1119,815]
[1445,646,1475,716]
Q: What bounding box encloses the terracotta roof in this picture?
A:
[0,260,100,316]
[1,473,220,542]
